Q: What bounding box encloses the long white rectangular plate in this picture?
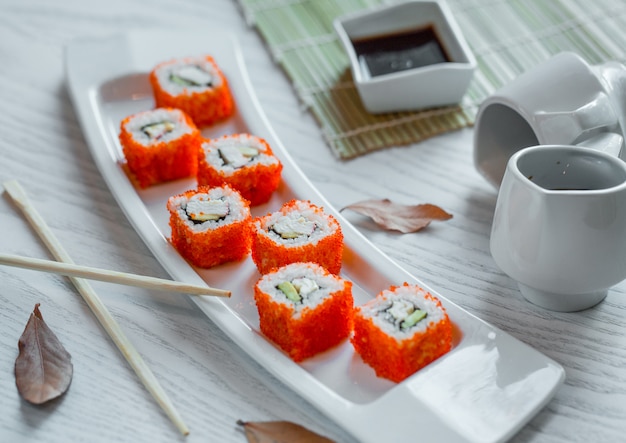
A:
[65,30,564,443]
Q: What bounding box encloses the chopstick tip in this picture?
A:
[3,179,23,198]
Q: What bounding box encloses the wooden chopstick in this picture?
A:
[0,253,230,298]
[3,180,190,436]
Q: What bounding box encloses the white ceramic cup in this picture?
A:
[490,145,626,311]
[474,51,626,188]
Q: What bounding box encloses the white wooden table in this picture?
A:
[1,1,624,442]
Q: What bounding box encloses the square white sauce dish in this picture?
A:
[334,0,476,114]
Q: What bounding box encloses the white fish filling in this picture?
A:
[124,108,192,145]
[362,286,445,337]
[272,216,315,239]
[291,277,319,297]
[202,134,278,173]
[142,121,175,140]
[185,196,229,222]
[218,145,259,169]
[167,186,249,232]
[257,200,336,246]
[154,57,223,95]
[257,263,344,315]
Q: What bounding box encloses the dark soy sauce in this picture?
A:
[352,25,451,77]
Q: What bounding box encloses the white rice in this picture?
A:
[123,108,193,145]
[255,200,337,246]
[153,56,223,95]
[166,185,249,233]
[201,134,279,173]
[360,285,446,338]
[256,262,346,315]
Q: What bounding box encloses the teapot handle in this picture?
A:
[575,132,623,158]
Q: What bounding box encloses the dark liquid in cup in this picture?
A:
[352,26,450,77]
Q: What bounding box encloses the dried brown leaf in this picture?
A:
[341,198,452,233]
[15,303,73,404]
[237,419,335,443]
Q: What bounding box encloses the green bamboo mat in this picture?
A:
[237,0,626,159]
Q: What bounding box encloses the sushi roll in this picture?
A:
[254,262,354,362]
[351,283,453,383]
[149,55,234,127]
[119,107,201,188]
[166,185,252,268]
[197,133,283,206]
[251,200,343,275]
